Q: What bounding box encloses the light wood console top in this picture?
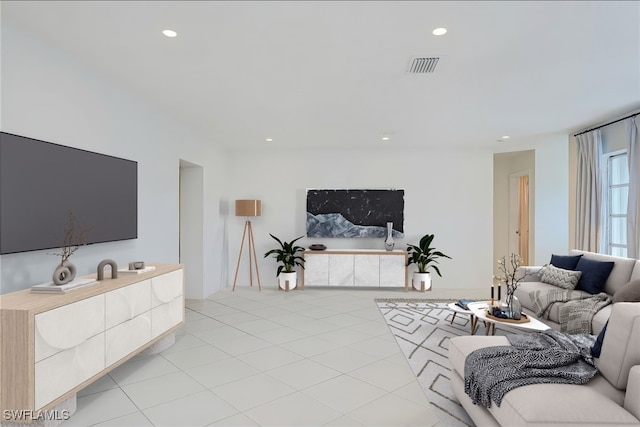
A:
[0,263,182,313]
[303,249,407,255]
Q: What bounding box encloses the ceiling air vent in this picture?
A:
[408,57,439,74]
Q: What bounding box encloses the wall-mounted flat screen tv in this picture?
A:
[0,132,137,255]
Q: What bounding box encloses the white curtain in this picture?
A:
[626,116,640,258]
[575,130,603,252]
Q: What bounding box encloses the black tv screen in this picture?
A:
[0,132,137,255]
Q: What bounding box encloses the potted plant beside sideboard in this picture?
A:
[263,234,305,291]
[406,233,451,291]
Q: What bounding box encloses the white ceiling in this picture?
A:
[3,1,640,149]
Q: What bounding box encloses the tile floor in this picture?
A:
[62,285,468,426]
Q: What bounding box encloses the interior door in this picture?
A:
[509,172,530,265]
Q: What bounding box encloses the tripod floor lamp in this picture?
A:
[232,199,262,291]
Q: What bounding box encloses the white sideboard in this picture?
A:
[0,264,184,418]
[302,250,408,291]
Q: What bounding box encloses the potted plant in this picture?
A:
[406,234,451,291]
[263,234,305,291]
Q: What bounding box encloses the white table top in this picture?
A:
[467,301,551,332]
[447,302,473,314]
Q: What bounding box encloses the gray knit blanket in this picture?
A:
[464,330,597,408]
[530,289,611,334]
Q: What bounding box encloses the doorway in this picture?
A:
[493,150,535,275]
[508,172,530,264]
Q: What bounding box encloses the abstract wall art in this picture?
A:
[306,189,404,238]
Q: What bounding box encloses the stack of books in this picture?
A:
[455,299,476,310]
[31,278,97,294]
[118,266,156,274]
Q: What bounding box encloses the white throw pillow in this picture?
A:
[541,264,582,290]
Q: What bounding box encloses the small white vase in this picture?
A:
[384,222,395,251]
[413,272,432,292]
[279,272,297,291]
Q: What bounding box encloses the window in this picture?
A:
[603,150,628,257]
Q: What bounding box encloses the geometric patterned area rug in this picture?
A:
[376,299,520,427]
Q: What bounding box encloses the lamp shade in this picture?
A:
[235,200,262,217]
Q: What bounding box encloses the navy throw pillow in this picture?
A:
[549,254,583,270]
[591,321,608,358]
[576,258,615,294]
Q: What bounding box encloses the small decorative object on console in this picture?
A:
[129,261,145,270]
[97,259,118,280]
[384,222,395,251]
[308,244,327,251]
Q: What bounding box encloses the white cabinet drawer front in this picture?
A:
[106,279,151,329]
[35,295,105,362]
[151,296,183,338]
[354,255,380,286]
[35,332,105,410]
[380,255,406,286]
[105,312,152,366]
[329,254,354,285]
[304,254,329,286]
[151,270,183,307]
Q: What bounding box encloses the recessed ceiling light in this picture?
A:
[162,30,177,38]
[266,138,273,142]
[432,28,447,36]
[381,136,390,141]
[502,135,510,139]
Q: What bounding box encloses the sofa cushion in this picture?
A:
[613,279,640,303]
[490,382,640,426]
[575,257,615,294]
[448,336,509,378]
[550,253,583,270]
[598,302,640,390]
[626,366,640,421]
[631,260,640,282]
[514,281,559,314]
[570,250,637,295]
[541,264,582,290]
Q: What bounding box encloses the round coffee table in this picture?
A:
[466,301,551,335]
[447,302,479,334]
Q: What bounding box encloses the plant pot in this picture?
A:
[278,271,297,291]
[413,272,432,292]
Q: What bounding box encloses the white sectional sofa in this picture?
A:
[514,250,640,334]
[448,302,640,426]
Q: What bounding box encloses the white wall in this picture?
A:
[0,21,227,296]
[225,146,496,292]
[532,137,570,263]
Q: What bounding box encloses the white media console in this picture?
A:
[301,249,408,291]
[0,264,184,420]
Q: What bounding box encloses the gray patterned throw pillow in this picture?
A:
[541,264,582,290]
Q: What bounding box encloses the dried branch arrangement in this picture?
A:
[50,210,93,264]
